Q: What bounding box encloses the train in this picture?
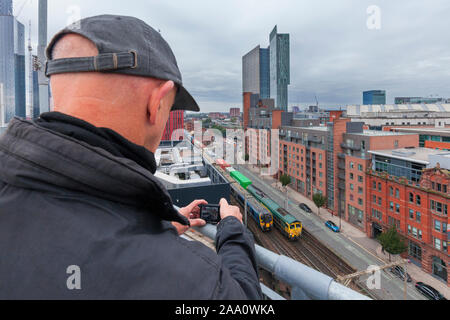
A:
[185,136,301,240]
[224,162,302,241]
[230,183,273,232]
[247,185,303,241]
[213,160,273,232]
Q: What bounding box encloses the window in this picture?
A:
[389,187,394,196]
[378,197,382,206]
[437,184,442,192]
[416,195,421,206]
[416,212,421,223]
[412,227,418,238]
[396,204,400,213]
[395,189,400,199]
[408,225,411,234]
[409,209,414,220]
[373,195,377,204]
[435,220,441,232]
[319,154,322,161]
[418,230,422,240]
[350,162,354,169]
[435,238,441,251]
[358,199,363,206]
[350,173,354,180]
[378,183,382,192]
[358,176,363,183]
[409,193,414,203]
[358,164,363,172]
[319,163,323,169]
[444,185,448,193]
[373,181,377,190]
[358,187,363,194]
[350,184,354,191]
[390,202,394,211]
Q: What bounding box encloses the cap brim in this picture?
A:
[172,85,200,112]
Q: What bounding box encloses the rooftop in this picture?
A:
[351,130,417,137]
[347,104,450,116]
[369,147,449,165]
[391,127,450,137]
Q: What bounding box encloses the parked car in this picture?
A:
[415,282,447,300]
[325,220,340,233]
[299,203,313,213]
[389,266,412,282]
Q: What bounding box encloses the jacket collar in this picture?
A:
[0,118,189,226]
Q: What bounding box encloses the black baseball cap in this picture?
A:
[45,15,200,112]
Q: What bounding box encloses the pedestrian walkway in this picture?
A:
[245,165,450,299]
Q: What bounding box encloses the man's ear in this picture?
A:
[147,81,175,125]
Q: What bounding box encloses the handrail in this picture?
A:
[193,224,371,301]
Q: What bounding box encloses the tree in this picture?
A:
[313,193,327,216]
[280,174,291,209]
[377,227,407,262]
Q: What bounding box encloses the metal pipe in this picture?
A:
[194,224,371,300]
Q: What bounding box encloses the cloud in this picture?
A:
[15,0,450,112]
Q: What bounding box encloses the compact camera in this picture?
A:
[199,204,222,225]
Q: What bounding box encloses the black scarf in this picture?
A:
[35,112,157,174]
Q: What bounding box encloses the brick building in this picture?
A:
[162,110,184,141]
[366,148,449,285]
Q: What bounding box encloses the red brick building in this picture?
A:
[366,149,449,285]
[162,110,184,141]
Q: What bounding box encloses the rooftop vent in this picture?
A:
[392,150,416,157]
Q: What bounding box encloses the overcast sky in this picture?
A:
[15,0,450,112]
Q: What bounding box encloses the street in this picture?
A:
[235,164,427,300]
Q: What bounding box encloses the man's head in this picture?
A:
[46,15,199,152]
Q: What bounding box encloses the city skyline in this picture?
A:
[8,0,450,113]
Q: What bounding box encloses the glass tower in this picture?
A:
[269,26,290,111]
[0,0,26,124]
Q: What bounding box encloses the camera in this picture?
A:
[199,204,221,225]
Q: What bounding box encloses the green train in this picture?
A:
[247,185,302,241]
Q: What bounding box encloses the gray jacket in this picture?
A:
[0,118,262,300]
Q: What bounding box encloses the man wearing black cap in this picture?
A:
[0,15,262,300]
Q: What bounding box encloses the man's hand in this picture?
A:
[173,200,208,236]
[219,198,243,224]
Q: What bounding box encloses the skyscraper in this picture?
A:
[269,26,290,111]
[0,0,26,124]
[242,45,270,99]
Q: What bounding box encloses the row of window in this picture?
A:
[432,237,448,252]
[431,181,448,194]
[349,162,364,172]
[349,173,364,183]
[407,225,423,241]
[434,220,448,233]
[430,200,448,215]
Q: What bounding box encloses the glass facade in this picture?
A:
[259,48,270,99]
[0,4,26,124]
[374,155,425,182]
[363,90,386,105]
[269,26,290,111]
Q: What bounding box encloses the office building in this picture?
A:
[242,45,271,99]
[0,0,26,124]
[363,90,386,105]
[162,110,185,141]
[367,148,449,284]
[395,97,450,104]
[270,26,290,111]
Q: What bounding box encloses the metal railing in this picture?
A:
[193,224,371,301]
